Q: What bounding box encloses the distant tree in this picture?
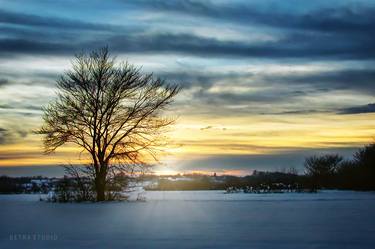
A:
[352,143,375,189]
[38,47,180,201]
[335,160,359,189]
[353,143,375,168]
[304,154,343,188]
[287,167,298,175]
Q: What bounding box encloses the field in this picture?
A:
[1,191,375,249]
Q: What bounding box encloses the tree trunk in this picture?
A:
[95,174,106,201]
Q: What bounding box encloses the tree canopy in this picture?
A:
[38,47,180,201]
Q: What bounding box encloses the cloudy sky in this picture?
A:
[0,0,375,176]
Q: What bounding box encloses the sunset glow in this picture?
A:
[1,0,375,175]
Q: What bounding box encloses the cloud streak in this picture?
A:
[1,4,374,61]
[338,103,375,115]
[127,0,375,34]
[1,31,374,60]
[0,9,125,31]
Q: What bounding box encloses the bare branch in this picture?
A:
[38,47,180,201]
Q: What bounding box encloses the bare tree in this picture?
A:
[38,47,180,201]
[304,154,343,189]
[304,154,343,176]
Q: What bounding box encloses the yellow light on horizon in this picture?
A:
[1,112,374,168]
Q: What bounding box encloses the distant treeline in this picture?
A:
[143,171,314,191]
[0,176,50,194]
[303,142,375,190]
[143,172,308,191]
[1,143,375,193]
[146,142,375,191]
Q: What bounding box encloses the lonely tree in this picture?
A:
[39,48,180,201]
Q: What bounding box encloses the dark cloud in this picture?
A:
[0,127,9,145]
[162,68,375,94]
[268,110,325,115]
[200,126,213,131]
[164,70,365,117]
[0,104,11,109]
[0,39,73,56]
[0,104,43,111]
[51,32,375,60]
[0,2,374,61]
[118,1,375,60]
[157,71,228,89]
[272,69,375,93]
[17,130,28,138]
[165,67,375,116]
[0,150,71,162]
[0,78,9,87]
[1,28,374,60]
[0,151,38,160]
[0,126,29,145]
[0,9,123,31]
[0,71,59,87]
[130,0,375,34]
[338,103,375,115]
[0,9,140,57]
[194,90,288,106]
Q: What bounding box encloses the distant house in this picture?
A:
[30,179,50,187]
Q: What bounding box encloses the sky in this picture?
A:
[0,0,375,176]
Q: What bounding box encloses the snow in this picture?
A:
[0,191,374,249]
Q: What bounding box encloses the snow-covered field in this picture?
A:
[1,191,374,249]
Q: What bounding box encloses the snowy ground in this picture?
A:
[1,191,374,249]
